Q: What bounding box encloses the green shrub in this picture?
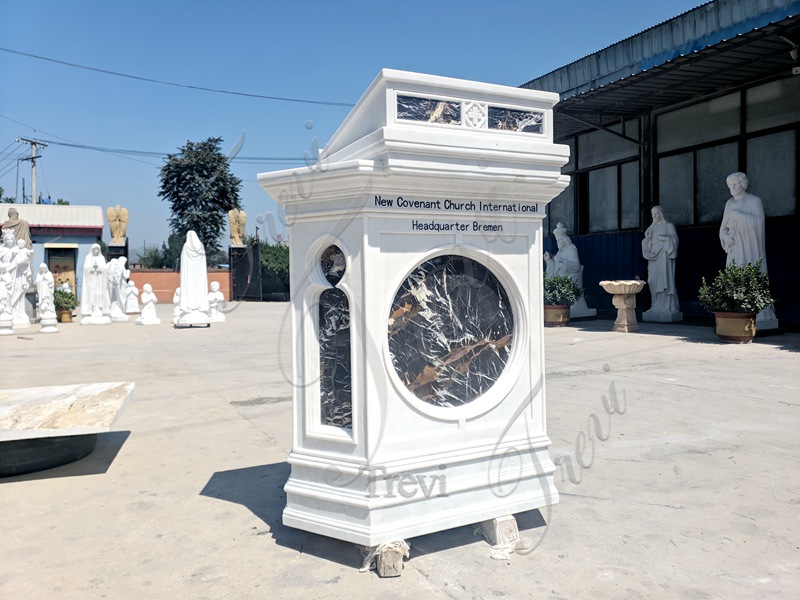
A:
[698,259,773,314]
[543,274,582,306]
[53,289,78,311]
[259,242,289,294]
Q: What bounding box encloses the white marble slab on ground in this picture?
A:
[0,381,134,442]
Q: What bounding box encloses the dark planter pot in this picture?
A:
[56,310,73,323]
[714,311,756,343]
[544,305,570,327]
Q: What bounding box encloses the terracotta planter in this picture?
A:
[544,305,570,327]
[57,310,73,323]
[714,311,756,343]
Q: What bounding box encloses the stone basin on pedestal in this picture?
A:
[599,280,647,333]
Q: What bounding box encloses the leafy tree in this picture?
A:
[158,137,242,253]
[0,187,15,203]
[136,245,167,269]
[97,237,110,261]
[159,232,185,269]
[56,198,70,205]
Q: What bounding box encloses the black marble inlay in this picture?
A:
[318,288,352,428]
[388,255,514,407]
[321,245,346,286]
[397,95,461,125]
[488,107,543,134]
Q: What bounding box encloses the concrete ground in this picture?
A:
[1,302,798,600]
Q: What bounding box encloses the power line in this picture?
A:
[0,46,356,108]
[32,138,308,165]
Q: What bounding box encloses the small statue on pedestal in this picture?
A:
[106,205,129,244]
[228,208,247,246]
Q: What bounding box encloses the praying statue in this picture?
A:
[228,208,247,246]
[719,172,777,328]
[80,243,112,325]
[2,207,32,249]
[136,283,160,325]
[544,222,596,318]
[642,206,681,322]
[208,281,226,323]
[106,205,129,244]
[125,280,140,313]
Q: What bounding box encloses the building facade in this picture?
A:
[523,0,800,326]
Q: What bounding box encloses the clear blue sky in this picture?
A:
[0,0,703,252]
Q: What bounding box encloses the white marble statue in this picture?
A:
[80,243,112,325]
[136,283,160,325]
[0,263,12,336]
[172,287,181,325]
[544,222,596,318]
[642,206,682,322]
[175,231,210,327]
[9,238,33,328]
[719,172,777,329]
[106,257,130,322]
[125,280,140,313]
[208,281,226,323]
[36,263,58,333]
[0,230,15,266]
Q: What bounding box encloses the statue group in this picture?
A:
[0,230,34,328]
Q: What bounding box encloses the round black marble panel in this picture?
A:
[388,255,514,407]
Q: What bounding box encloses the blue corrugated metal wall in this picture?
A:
[545,215,799,324]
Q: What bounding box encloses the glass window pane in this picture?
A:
[696,143,738,223]
[588,166,618,233]
[546,184,575,237]
[620,161,640,229]
[746,77,800,133]
[578,125,638,169]
[747,131,796,217]
[658,153,694,226]
[657,93,740,153]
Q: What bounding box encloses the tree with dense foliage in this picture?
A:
[0,187,15,203]
[158,137,242,253]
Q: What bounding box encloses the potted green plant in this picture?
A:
[698,259,773,343]
[543,274,582,327]
[53,289,78,323]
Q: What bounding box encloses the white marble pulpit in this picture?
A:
[258,69,569,549]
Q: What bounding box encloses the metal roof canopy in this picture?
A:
[522,2,800,141]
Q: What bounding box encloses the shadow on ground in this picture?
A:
[0,431,131,483]
[200,462,549,568]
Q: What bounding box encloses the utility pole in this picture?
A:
[17,137,47,204]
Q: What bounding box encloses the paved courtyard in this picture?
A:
[1,302,798,599]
